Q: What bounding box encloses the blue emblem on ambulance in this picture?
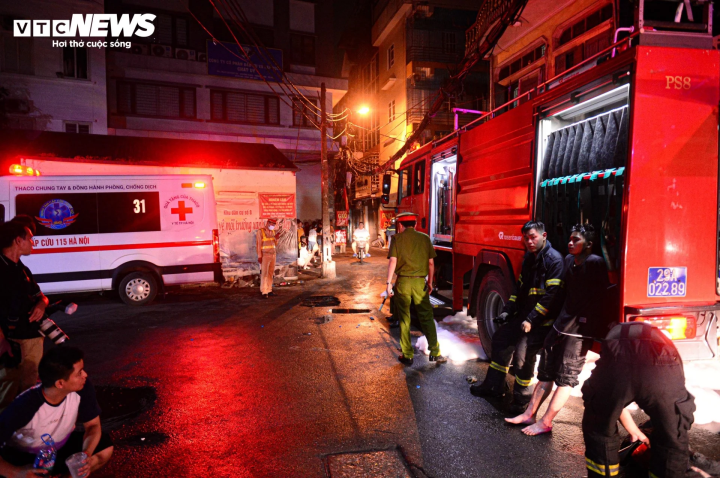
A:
[35,199,79,230]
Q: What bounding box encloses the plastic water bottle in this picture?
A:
[34,434,56,471]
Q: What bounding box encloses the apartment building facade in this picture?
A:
[0,0,348,220]
[335,0,486,241]
[481,0,616,110]
[0,0,108,134]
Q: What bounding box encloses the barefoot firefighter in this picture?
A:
[506,224,611,434]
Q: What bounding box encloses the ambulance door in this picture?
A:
[16,178,103,293]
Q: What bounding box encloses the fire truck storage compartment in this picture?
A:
[430,155,456,245]
[536,84,630,278]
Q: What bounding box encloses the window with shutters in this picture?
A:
[388,100,396,123]
[64,122,91,134]
[556,4,613,48]
[442,32,456,54]
[387,44,395,69]
[1,34,33,74]
[497,44,545,83]
[210,90,280,125]
[135,12,188,47]
[116,82,196,119]
[62,47,88,79]
[292,97,319,127]
[290,33,315,66]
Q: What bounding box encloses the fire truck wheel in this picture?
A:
[119,271,159,306]
[476,270,511,356]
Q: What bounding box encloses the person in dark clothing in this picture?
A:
[581,322,695,478]
[506,224,610,434]
[0,221,48,412]
[471,221,565,414]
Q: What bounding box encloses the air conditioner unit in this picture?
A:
[151,44,173,58]
[131,43,149,55]
[175,48,196,61]
[197,52,208,62]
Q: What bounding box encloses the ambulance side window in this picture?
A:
[97,192,161,233]
[16,193,99,236]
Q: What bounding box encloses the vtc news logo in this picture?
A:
[13,14,155,38]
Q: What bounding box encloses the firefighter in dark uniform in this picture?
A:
[581,321,695,478]
[471,221,565,415]
[386,212,447,365]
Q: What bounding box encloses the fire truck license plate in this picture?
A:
[647,267,687,297]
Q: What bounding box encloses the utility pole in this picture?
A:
[320,82,336,278]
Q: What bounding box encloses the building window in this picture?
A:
[210,90,280,125]
[64,122,91,134]
[388,100,396,123]
[292,97,319,127]
[62,47,88,79]
[557,4,613,47]
[498,44,545,82]
[1,35,33,74]
[290,33,315,66]
[117,82,196,119]
[442,32,456,54]
[150,13,188,47]
[387,44,394,69]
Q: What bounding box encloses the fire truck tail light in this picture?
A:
[631,315,697,340]
[212,229,220,263]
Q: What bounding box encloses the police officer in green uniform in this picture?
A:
[386,212,447,365]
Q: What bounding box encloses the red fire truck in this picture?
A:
[391,34,719,360]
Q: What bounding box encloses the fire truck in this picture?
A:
[389,29,719,360]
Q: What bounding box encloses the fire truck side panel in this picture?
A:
[622,47,720,358]
[456,100,536,306]
[624,47,719,306]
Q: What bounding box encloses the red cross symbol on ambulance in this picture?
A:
[171,201,193,221]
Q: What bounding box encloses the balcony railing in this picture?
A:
[407,46,464,65]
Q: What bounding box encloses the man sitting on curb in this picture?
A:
[0,346,113,477]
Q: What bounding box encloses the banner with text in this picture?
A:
[259,193,296,219]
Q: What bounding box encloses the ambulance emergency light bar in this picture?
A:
[9,164,41,176]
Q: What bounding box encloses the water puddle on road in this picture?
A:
[95,385,157,430]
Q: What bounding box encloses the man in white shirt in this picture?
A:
[0,346,113,477]
[352,222,370,258]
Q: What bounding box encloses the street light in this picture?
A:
[357,106,370,115]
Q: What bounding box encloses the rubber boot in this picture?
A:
[508,382,533,415]
[470,367,508,398]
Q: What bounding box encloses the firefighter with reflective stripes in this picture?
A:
[256,218,278,299]
[581,322,695,478]
[471,221,565,415]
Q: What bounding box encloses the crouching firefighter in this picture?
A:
[471,221,565,415]
[582,322,695,478]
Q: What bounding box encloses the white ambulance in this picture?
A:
[0,173,221,305]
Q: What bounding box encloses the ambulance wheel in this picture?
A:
[119,272,158,306]
[476,270,511,357]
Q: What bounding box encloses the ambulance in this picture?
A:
[0,172,221,305]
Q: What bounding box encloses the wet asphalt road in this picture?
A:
[47,250,720,478]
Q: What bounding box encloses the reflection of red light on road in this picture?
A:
[105,325,310,476]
